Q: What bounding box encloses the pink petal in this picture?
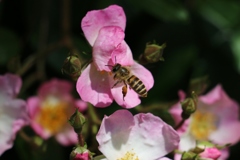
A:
[0,98,29,156]
[96,110,135,159]
[218,148,229,160]
[197,85,240,145]
[209,121,240,145]
[92,26,131,71]
[130,61,154,90]
[110,82,140,108]
[174,154,182,160]
[110,62,154,108]
[27,97,51,139]
[55,126,78,146]
[76,63,113,107]
[110,40,134,67]
[81,5,126,46]
[96,110,180,160]
[129,113,180,159]
[200,85,229,105]
[0,114,15,156]
[75,100,88,112]
[27,97,40,118]
[199,147,221,159]
[0,73,22,97]
[74,152,90,160]
[38,79,73,99]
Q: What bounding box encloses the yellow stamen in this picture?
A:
[190,111,217,140]
[35,98,71,135]
[117,150,139,160]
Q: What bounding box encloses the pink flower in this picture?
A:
[73,152,89,160]
[70,146,92,160]
[76,5,154,108]
[169,85,240,160]
[96,110,180,160]
[27,79,87,146]
[200,147,221,160]
[0,74,29,156]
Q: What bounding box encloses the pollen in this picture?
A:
[117,150,139,160]
[190,110,218,140]
[100,70,107,74]
[35,98,70,135]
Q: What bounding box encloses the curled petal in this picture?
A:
[92,26,125,71]
[81,5,126,46]
[111,41,134,67]
[76,63,113,107]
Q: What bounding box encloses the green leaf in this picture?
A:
[231,31,240,73]
[196,0,240,29]
[129,0,189,22]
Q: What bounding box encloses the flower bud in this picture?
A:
[181,151,198,160]
[139,43,166,65]
[62,53,82,81]
[188,76,208,96]
[181,91,198,119]
[69,109,86,133]
[199,147,221,160]
[70,145,93,160]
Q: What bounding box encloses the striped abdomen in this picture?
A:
[127,75,147,97]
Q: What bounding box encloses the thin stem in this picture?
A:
[174,118,186,130]
[77,133,85,147]
[19,129,39,149]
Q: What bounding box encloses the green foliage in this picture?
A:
[0,28,21,65]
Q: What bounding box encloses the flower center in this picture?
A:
[35,97,70,135]
[117,150,139,160]
[190,110,218,140]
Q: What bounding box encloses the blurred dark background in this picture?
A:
[1,0,240,159]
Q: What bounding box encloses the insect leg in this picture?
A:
[122,81,128,101]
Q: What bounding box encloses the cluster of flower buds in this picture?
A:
[69,109,94,160]
[180,91,198,119]
[139,42,166,65]
[181,141,229,160]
